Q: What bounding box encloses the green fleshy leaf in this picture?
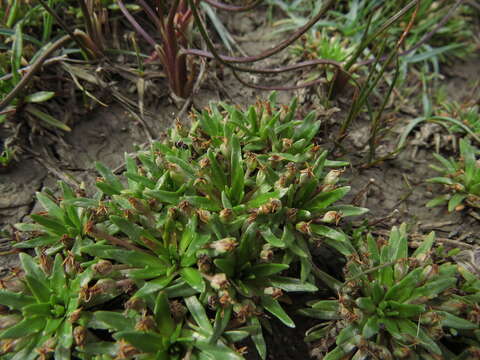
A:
[134,274,175,298]
[180,268,205,293]
[185,296,213,334]
[412,232,435,258]
[183,196,221,211]
[20,253,50,302]
[436,311,478,330]
[95,162,123,194]
[230,134,245,205]
[154,291,175,336]
[24,91,55,103]
[397,319,441,355]
[326,205,369,217]
[261,296,295,328]
[114,331,166,353]
[88,311,136,331]
[144,189,181,204]
[193,339,244,360]
[248,263,289,278]
[0,290,35,310]
[448,193,467,212]
[54,320,73,360]
[0,317,46,339]
[305,186,351,211]
[248,316,266,360]
[269,276,318,292]
[210,306,232,344]
[362,316,379,339]
[36,192,63,220]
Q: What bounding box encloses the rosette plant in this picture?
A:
[0,253,134,360]
[14,182,91,253]
[427,139,480,212]
[299,224,480,360]
[84,293,246,360]
[12,93,366,359]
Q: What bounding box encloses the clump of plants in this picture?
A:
[427,139,480,212]
[2,94,367,359]
[440,101,480,135]
[293,31,354,63]
[300,224,480,360]
[272,0,475,72]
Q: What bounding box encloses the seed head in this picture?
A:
[208,295,219,310]
[36,338,56,359]
[209,238,238,253]
[452,183,465,192]
[2,339,21,354]
[219,208,233,223]
[260,244,274,262]
[199,157,210,169]
[268,154,282,164]
[128,197,149,214]
[178,200,192,214]
[219,290,234,307]
[299,167,314,185]
[210,273,229,290]
[39,253,53,275]
[167,162,186,183]
[264,287,283,299]
[116,279,136,294]
[69,308,83,323]
[282,138,293,151]
[324,169,343,185]
[125,297,146,313]
[245,152,257,171]
[169,300,187,321]
[421,264,438,281]
[117,340,140,359]
[220,138,230,158]
[197,255,213,274]
[92,260,113,276]
[234,302,257,324]
[74,326,87,347]
[174,120,188,137]
[420,311,441,325]
[296,221,312,235]
[197,209,211,223]
[321,211,341,224]
[135,316,157,332]
[286,162,296,178]
[86,279,116,300]
[193,177,208,187]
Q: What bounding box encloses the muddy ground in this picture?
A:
[0,9,480,360]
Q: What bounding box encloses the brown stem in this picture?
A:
[117,0,157,47]
[0,35,71,111]
[137,0,163,30]
[73,29,103,59]
[78,0,95,42]
[37,0,93,57]
[88,225,149,253]
[186,0,336,64]
[358,0,466,67]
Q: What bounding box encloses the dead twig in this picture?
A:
[0,35,71,111]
